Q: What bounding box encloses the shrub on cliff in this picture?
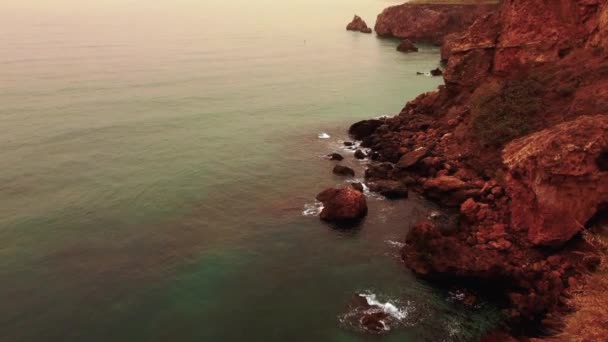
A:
[472,78,543,147]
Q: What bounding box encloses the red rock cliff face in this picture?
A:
[374,2,499,45]
[355,0,608,334]
[503,115,608,246]
[444,0,606,85]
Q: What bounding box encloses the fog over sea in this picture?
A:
[0,0,501,340]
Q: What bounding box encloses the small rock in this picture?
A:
[360,312,389,332]
[333,165,356,177]
[423,175,467,192]
[351,183,365,192]
[397,39,418,53]
[328,153,344,161]
[354,150,367,160]
[344,141,354,147]
[397,147,428,169]
[431,68,443,76]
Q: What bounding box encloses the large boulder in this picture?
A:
[346,15,372,34]
[349,119,383,140]
[316,187,368,222]
[503,115,608,246]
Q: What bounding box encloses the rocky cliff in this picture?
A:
[374,2,499,45]
[354,0,608,337]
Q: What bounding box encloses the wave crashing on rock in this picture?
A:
[339,292,415,334]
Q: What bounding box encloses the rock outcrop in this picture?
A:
[355,0,608,336]
[503,115,608,247]
[396,39,418,53]
[346,15,372,34]
[349,119,383,141]
[316,187,368,223]
[374,2,499,45]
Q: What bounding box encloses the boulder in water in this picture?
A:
[354,150,367,160]
[346,15,372,34]
[431,68,443,76]
[333,165,356,177]
[328,153,344,161]
[316,187,368,222]
[349,119,383,140]
[351,182,365,192]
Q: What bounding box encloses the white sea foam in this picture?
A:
[302,201,324,216]
[385,240,406,248]
[362,182,385,201]
[361,293,410,321]
[346,179,384,200]
[428,211,443,220]
[445,319,461,337]
[318,133,331,139]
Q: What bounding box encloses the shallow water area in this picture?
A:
[1,0,501,340]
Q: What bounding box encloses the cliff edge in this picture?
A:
[355,0,608,337]
[374,1,499,45]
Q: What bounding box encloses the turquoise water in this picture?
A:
[1,0,500,340]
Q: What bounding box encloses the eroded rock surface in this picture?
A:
[504,115,608,246]
[355,0,608,336]
[375,2,498,45]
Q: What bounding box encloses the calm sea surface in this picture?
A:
[0,0,500,340]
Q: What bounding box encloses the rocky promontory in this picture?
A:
[374,1,499,45]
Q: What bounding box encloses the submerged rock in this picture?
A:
[316,187,368,222]
[346,15,372,34]
[333,165,356,177]
[397,39,418,53]
[328,153,344,161]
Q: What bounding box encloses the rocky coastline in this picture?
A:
[374,2,499,45]
[336,0,608,339]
